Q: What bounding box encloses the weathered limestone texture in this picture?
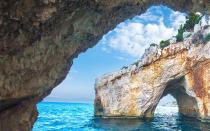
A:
[0,0,210,130]
[95,26,210,121]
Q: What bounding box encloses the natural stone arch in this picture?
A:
[145,77,199,118]
[94,42,210,120]
[0,0,210,130]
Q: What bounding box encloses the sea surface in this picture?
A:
[33,102,210,131]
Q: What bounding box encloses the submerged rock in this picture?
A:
[94,26,210,121]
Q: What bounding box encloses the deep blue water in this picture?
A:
[33,102,210,131]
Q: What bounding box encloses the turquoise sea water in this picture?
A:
[33,102,210,131]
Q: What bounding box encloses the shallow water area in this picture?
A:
[33,102,210,131]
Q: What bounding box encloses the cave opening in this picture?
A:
[154,94,178,116]
[36,5,188,128]
[153,77,199,118]
[33,4,204,131]
[44,5,187,104]
[1,0,210,130]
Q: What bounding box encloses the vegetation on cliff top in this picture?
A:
[160,40,170,49]
[158,13,202,48]
[150,43,158,47]
[204,33,210,42]
[122,13,204,70]
[176,13,202,42]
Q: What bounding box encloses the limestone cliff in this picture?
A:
[94,24,210,121]
[0,0,210,130]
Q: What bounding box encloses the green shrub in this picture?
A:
[204,33,210,42]
[176,25,184,42]
[186,33,192,38]
[132,61,139,67]
[121,66,128,69]
[175,13,202,42]
[184,13,202,31]
[160,40,170,49]
[150,43,158,47]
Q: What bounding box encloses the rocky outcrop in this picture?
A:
[94,26,210,121]
[0,0,210,130]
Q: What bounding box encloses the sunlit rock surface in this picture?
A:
[94,26,210,121]
[0,0,210,130]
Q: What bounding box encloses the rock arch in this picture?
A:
[0,0,210,130]
[145,77,199,118]
[94,42,210,120]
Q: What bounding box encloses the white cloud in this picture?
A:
[114,56,128,61]
[106,20,175,57]
[101,46,111,53]
[100,6,186,58]
[170,11,186,30]
[135,6,163,22]
[136,11,160,22]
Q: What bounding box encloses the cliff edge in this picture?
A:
[94,19,210,121]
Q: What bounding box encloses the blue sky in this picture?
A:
[46,6,186,102]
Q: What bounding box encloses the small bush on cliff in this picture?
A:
[204,33,210,42]
[176,25,185,42]
[132,61,139,66]
[150,43,158,47]
[132,61,139,67]
[176,13,202,42]
[121,66,128,69]
[184,13,202,31]
[160,40,170,49]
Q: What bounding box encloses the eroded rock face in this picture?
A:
[0,0,210,130]
[94,27,210,120]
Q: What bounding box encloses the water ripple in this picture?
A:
[33,102,210,131]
